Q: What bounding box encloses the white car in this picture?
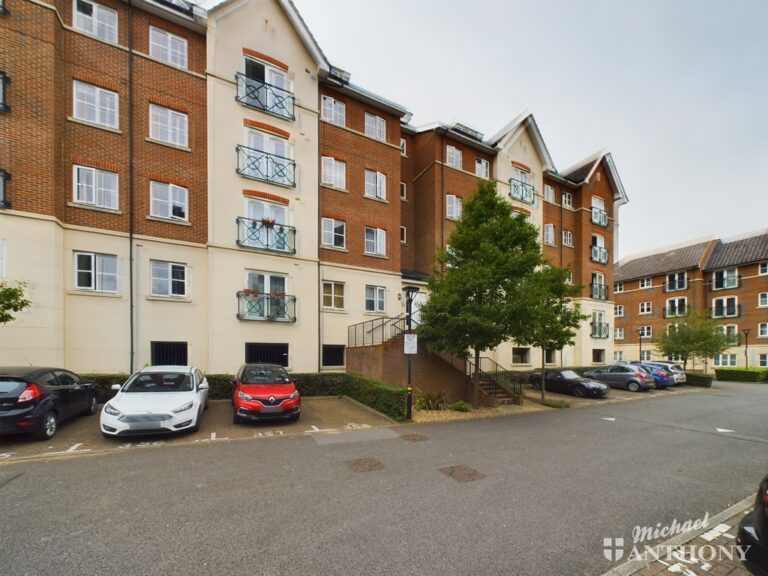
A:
[651,361,687,384]
[100,366,209,437]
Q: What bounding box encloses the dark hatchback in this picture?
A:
[530,369,610,398]
[738,474,768,573]
[0,367,98,440]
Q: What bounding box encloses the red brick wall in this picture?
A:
[399,131,415,270]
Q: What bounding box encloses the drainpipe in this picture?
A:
[128,0,136,372]
[317,86,322,373]
[439,129,446,272]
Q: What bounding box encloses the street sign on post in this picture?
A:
[404,333,418,355]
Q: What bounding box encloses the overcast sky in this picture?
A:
[290,0,768,258]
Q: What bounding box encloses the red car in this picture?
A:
[232,363,301,424]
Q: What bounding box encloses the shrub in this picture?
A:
[540,398,570,409]
[416,390,446,411]
[685,373,714,387]
[714,368,768,382]
[343,374,408,421]
[449,400,471,412]
[80,373,130,403]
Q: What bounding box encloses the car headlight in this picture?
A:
[238,391,253,402]
[104,403,122,417]
[172,401,194,414]
[289,390,299,400]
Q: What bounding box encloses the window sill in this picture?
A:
[363,195,389,204]
[145,137,191,152]
[322,308,348,315]
[320,245,348,253]
[563,244,575,249]
[146,295,192,303]
[363,252,389,260]
[67,116,122,134]
[321,184,348,193]
[146,215,192,227]
[400,197,408,202]
[363,311,387,317]
[67,290,122,298]
[67,201,123,215]
[543,242,557,247]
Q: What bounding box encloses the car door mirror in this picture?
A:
[230,378,237,386]
[198,381,209,390]
[111,384,121,391]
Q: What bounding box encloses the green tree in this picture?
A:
[417,180,543,407]
[0,281,31,325]
[654,312,732,370]
[515,267,588,401]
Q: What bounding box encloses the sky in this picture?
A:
[288,0,768,259]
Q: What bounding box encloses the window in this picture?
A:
[666,271,687,291]
[400,138,407,155]
[713,354,737,367]
[592,349,606,363]
[561,191,573,208]
[760,293,768,308]
[321,157,346,189]
[365,285,385,312]
[321,95,345,126]
[614,282,624,293]
[151,260,188,297]
[400,226,407,244]
[639,326,652,338]
[666,297,686,317]
[73,165,118,210]
[245,342,288,367]
[322,281,345,310]
[565,270,573,285]
[364,227,386,256]
[720,324,739,341]
[512,347,530,364]
[73,81,118,129]
[243,271,290,321]
[446,195,462,220]
[150,181,188,221]
[562,230,573,247]
[74,0,117,43]
[760,262,768,276]
[712,268,738,290]
[614,328,625,340]
[544,349,556,364]
[364,170,386,200]
[400,182,407,200]
[712,296,738,318]
[759,323,768,338]
[615,305,624,317]
[614,351,624,362]
[639,301,652,315]
[321,218,345,249]
[544,184,555,203]
[73,252,117,292]
[640,350,652,362]
[543,223,556,246]
[475,158,489,179]
[243,129,293,186]
[364,113,386,141]
[0,71,8,113]
[149,104,188,148]
[150,341,188,366]
[322,345,345,367]
[760,354,767,367]
[241,58,294,119]
[149,27,187,69]
[446,145,462,169]
[639,278,652,289]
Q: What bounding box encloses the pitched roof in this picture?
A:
[561,150,629,205]
[615,240,712,282]
[487,110,556,172]
[704,231,768,270]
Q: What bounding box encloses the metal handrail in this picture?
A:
[590,283,608,300]
[509,177,535,204]
[591,245,609,264]
[348,314,409,348]
[236,292,296,322]
[467,356,523,397]
[590,321,610,338]
[236,216,296,254]
[591,207,609,227]
[235,73,294,120]
[236,144,295,187]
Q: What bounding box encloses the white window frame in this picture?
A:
[322,281,345,311]
[666,271,687,291]
[614,351,624,362]
[614,328,624,340]
[321,218,345,249]
[760,354,767,367]
[475,157,489,179]
[544,184,555,203]
[364,113,386,141]
[321,95,345,126]
[759,292,768,308]
[150,181,188,221]
[150,260,188,298]
[149,26,188,69]
[714,354,737,367]
[446,195,462,220]
[321,156,346,190]
[446,145,462,170]
[639,301,652,315]
[614,282,624,293]
[364,170,386,200]
[400,226,407,244]
[74,251,117,293]
[73,81,118,129]
[364,227,386,256]
[561,191,573,208]
[712,296,738,318]
[639,326,652,338]
[543,223,556,246]
[640,350,652,362]
[149,104,188,148]
[399,138,407,156]
[74,0,118,43]
[565,270,573,285]
[712,268,738,290]
[562,230,574,247]
[759,262,768,276]
[666,297,687,317]
[639,277,652,289]
[400,182,407,200]
[73,164,119,210]
[615,305,624,317]
[759,323,768,338]
[365,285,385,313]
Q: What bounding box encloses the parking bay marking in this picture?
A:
[602,417,616,422]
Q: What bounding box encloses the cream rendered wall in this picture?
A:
[493,127,545,231]
[207,0,320,372]
[571,297,614,367]
[0,214,64,367]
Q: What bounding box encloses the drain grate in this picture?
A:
[439,464,485,483]
[400,433,430,442]
[344,457,384,473]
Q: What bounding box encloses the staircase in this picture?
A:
[467,356,523,406]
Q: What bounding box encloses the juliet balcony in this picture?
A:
[236,144,295,187]
[590,283,609,300]
[664,306,687,318]
[708,276,741,291]
[236,291,297,322]
[235,73,295,120]
[590,321,610,339]
[509,177,535,204]
[591,206,609,227]
[236,217,296,254]
[709,304,742,319]
[591,245,609,264]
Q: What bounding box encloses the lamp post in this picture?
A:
[742,328,751,369]
[638,328,644,362]
[403,287,420,420]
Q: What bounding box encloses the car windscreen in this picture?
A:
[560,370,580,379]
[122,372,193,393]
[241,367,291,384]
[0,378,27,395]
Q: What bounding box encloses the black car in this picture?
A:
[0,367,98,440]
[530,369,610,398]
[738,474,768,572]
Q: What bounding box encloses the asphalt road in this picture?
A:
[1,382,766,576]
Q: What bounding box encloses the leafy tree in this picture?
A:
[515,267,588,401]
[0,281,31,325]
[417,180,543,407]
[654,312,732,370]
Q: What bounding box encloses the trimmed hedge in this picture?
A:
[80,373,130,403]
[685,373,714,387]
[714,368,768,382]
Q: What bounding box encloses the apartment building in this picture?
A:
[613,230,768,368]
[0,0,208,371]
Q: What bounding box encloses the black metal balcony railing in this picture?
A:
[590,283,609,300]
[509,177,535,204]
[664,306,687,318]
[591,207,609,227]
[236,144,295,187]
[591,321,610,338]
[237,291,296,322]
[709,276,741,291]
[591,245,609,264]
[236,217,296,254]
[710,304,742,318]
[235,73,295,120]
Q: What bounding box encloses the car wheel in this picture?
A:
[628,382,640,392]
[84,395,98,416]
[36,411,58,441]
[573,386,586,398]
[191,407,203,432]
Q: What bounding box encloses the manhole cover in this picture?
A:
[400,433,430,442]
[439,465,485,483]
[344,457,384,473]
